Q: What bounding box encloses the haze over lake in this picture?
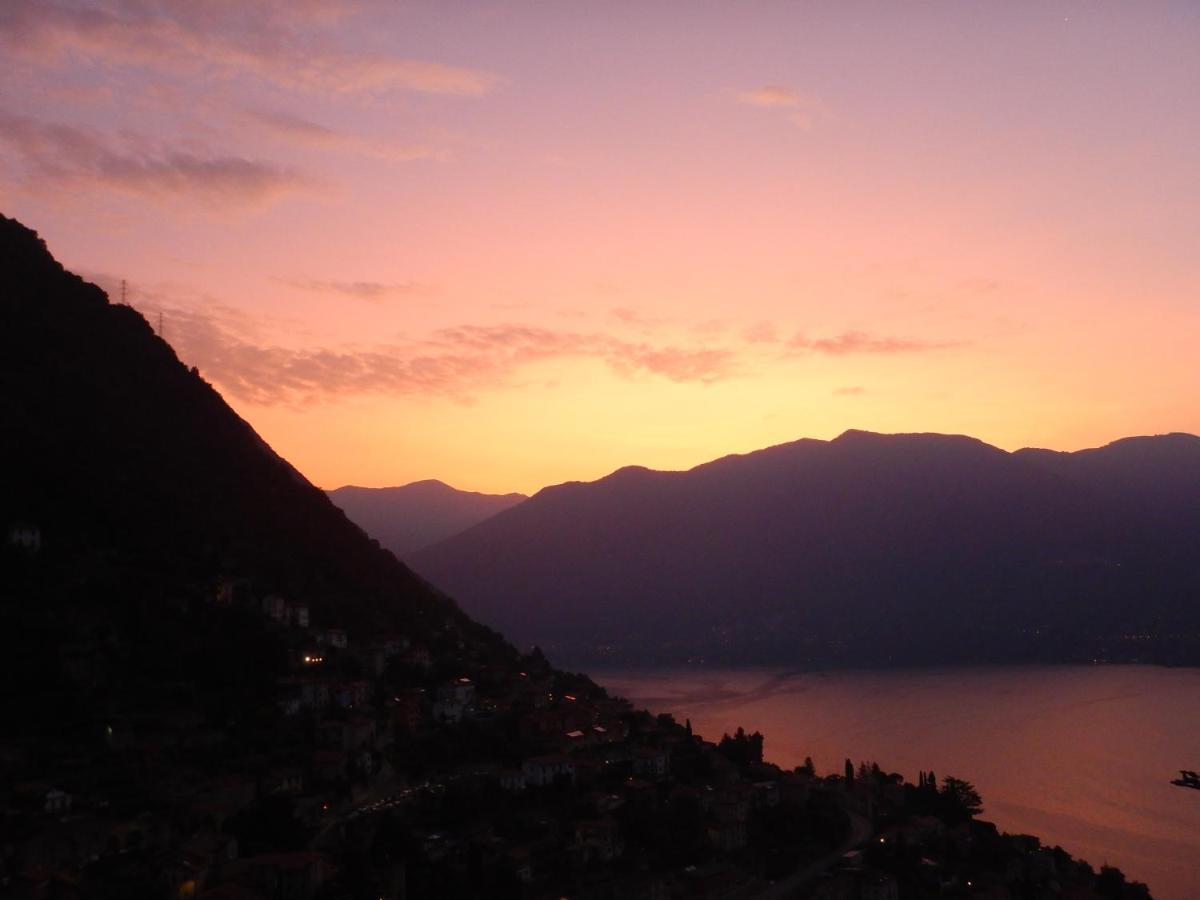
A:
[598,665,1200,900]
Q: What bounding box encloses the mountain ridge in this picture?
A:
[327,480,526,558]
[412,427,1200,667]
[0,211,495,645]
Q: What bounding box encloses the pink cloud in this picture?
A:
[243,108,445,162]
[123,301,738,406]
[0,0,500,97]
[148,308,945,405]
[610,345,735,384]
[789,330,961,355]
[734,85,825,128]
[0,109,312,206]
[244,109,342,144]
[736,85,807,108]
[743,321,780,344]
[278,278,432,301]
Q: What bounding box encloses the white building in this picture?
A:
[522,755,576,787]
[288,604,310,629]
[432,677,476,722]
[44,788,72,814]
[498,769,527,792]
[262,594,287,622]
[7,524,41,552]
[315,628,348,649]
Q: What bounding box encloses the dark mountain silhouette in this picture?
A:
[412,429,1200,666]
[0,212,497,646]
[327,481,526,558]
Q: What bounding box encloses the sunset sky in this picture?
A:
[3,1,1198,494]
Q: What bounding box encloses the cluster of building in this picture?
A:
[0,557,832,900]
[0,567,1142,900]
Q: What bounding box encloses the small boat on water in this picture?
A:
[1170,770,1200,790]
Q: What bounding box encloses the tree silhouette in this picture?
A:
[939,775,983,822]
[717,726,764,767]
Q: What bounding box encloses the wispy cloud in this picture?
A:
[734,84,825,128]
[0,0,501,97]
[244,108,445,162]
[609,345,734,383]
[789,331,961,355]
[610,307,669,330]
[245,109,342,144]
[0,109,313,206]
[113,276,958,406]
[736,85,806,108]
[742,321,780,344]
[279,278,432,302]
[128,303,737,407]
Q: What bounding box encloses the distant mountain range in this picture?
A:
[412,429,1200,667]
[328,481,526,558]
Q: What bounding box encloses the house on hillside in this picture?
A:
[400,644,432,669]
[498,769,527,792]
[315,628,347,650]
[263,767,304,796]
[214,577,252,607]
[522,755,576,787]
[572,817,624,864]
[332,679,371,709]
[752,781,781,808]
[261,594,287,622]
[708,817,748,852]
[10,783,72,816]
[6,523,41,552]
[369,634,411,674]
[433,678,476,722]
[375,634,409,656]
[44,788,71,814]
[387,689,424,732]
[276,677,331,713]
[632,747,671,779]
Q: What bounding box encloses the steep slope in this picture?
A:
[0,212,490,644]
[328,480,526,557]
[412,430,1200,665]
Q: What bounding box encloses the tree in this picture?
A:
[939,776,983,822]
[844,758,854,783]
[1096,866,1152,900]
[718,726,764,767]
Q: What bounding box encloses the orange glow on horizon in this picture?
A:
[1,3,1196,495]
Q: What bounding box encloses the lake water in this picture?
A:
[595,665,1200,900]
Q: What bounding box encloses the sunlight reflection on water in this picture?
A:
[596,665,1200,900]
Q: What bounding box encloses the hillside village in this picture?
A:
[1,537,1151,900]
